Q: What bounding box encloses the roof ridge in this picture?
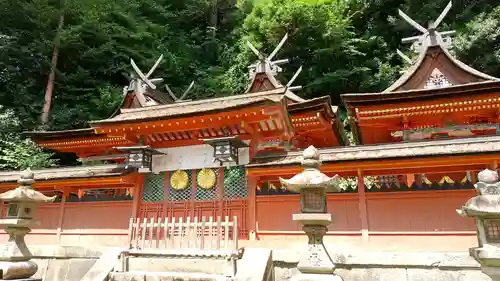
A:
[118,88,288,114]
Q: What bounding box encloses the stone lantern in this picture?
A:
[0,169,56,280]
[279,145,343,281]
[457,169,500,281]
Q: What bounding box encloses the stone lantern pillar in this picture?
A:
[457,169,500,281]
[279,146,343,281]
[0,169,56,280]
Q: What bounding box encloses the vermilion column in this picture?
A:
[247,175,258,240]
[217,167,224,219]
[357,169,369,241]
[131,174,145,219]
[56,189,68,242]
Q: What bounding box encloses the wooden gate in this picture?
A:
[139,167,248,238]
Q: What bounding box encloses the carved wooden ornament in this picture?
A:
[170,170,189,191]
[197,169,216,190]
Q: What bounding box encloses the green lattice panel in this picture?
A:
[142,173,165,202]
[223,166,248,199]
[195,168,218,201]
[169,170,193,202]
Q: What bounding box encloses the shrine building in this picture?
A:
[0,4,498,251]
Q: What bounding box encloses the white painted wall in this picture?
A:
[151,143,249,172]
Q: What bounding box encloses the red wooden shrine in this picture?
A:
[0,5,499,250]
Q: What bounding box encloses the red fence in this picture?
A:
[255,190,476,235]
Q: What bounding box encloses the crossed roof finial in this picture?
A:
[128,55,195,104]
[130,55,164,91]
[246,34,303,92]
[399,1,455,53]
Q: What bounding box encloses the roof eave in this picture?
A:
[247,135,500,168]
[0,164,137,184]
[341,80,500,106]
[90,97,285,127]
[23,128,99,140]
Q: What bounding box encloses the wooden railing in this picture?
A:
[127,216,238,250]
[121,215,243,277]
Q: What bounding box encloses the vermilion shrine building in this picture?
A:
[0,6,498,251]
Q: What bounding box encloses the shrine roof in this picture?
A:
[246,71,306,102]
[109,88,174,118]
[288,96,338,116]
[23,128,99,140]
[0,164,135,184]
[246,135,500,167]
[91,88,295,125]
[386,45,499,93]
[342,80,500,106]
[342,44,500,105]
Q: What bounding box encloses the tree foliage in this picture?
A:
[0,106,56,170]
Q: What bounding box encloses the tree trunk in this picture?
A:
[210,0,218,37]
[40,0,65,128]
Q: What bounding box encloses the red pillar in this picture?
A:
[357,169,369,241]
[56,189,68,242]
[247,175,258,240]
[131,174,145,219]
[217,167,225,219]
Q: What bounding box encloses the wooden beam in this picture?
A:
[94,106,271,137]
[362,164,489,176]
[356,93,500,117]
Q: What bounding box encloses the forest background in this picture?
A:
[0,0,498,170]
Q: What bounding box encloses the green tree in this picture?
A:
[0,106,57,170]
[220,0,399,103]
[454,5,500,77]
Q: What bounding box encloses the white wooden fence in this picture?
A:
[121,215,243,277]
[127,215,238,250]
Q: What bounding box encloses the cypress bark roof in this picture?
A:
[247,135,500,167]
[0,164,135,184]
[342,45,500,104]
[91,88,297,125]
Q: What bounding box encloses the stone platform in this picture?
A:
[0,245,493,281]
[109,271,231,281]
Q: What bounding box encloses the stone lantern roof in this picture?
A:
[0,169,57,203]
[457,169,500,217]
[279,145,340,193]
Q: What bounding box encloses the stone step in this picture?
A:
[109,271,232,281]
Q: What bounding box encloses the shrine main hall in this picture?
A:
[0,3,499,251]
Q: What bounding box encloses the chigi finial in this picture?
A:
[399,1,455,53]
[246,34,303,92]
[128,55,165,106]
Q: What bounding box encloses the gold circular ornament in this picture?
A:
[197,169,216,189]
[170,170,189,190]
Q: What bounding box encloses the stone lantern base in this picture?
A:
[471,246,500,281]
[0,261,39,280]
[291,213,343,281]
[0,226,38,280]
